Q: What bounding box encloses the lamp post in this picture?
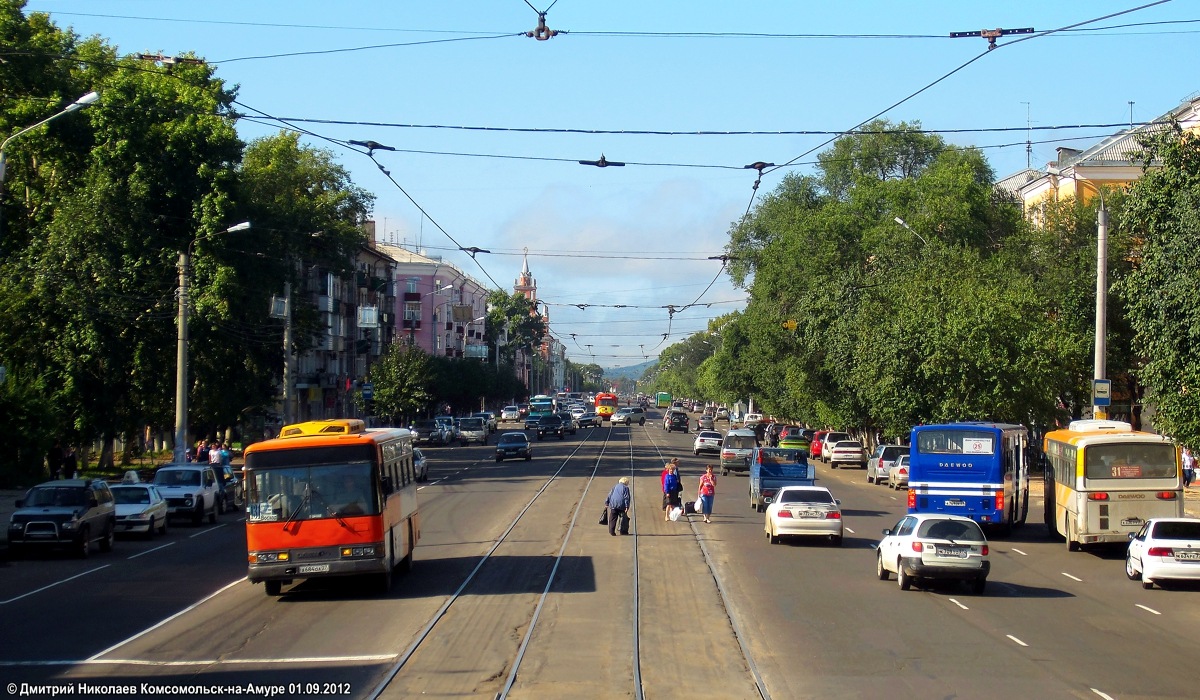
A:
[173,221,250,463]
[412,283,452,348]
[1093,191,1109,420]
[0,91,100,238]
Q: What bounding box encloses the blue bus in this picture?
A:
[908,422,1031,532]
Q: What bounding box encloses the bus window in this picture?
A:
[1084,443,1176,480]
[917,430,995,455]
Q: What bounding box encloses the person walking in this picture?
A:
[606,476,632,536]
[663,463,683,521]
[1183,447,1196,488]
[697,464,717,523]
[660,457,679,492]
[61,446,78,480]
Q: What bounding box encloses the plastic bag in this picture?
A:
[599,506,609,526]
[669,506,683,521]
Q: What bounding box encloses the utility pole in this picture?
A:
[282,280,293,425]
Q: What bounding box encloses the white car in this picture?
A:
[612,407,646,426]
[867,444,907,485]
[764,486,843,546]
[110,483,169,537]
[693,430,723,455]
[1126,518,1200,590]
[888,454,910,490]
[570,405,587,419]
[413,448,429,482]
[828,440,867,469]
[501,405,521,422]
[876,514,990,594]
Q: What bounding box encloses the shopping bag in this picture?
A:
[684,500,697,515]
[599,506,609,526]
[669,506,682,521]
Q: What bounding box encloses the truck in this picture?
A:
[655,391,672,409]
[749,447,815,512]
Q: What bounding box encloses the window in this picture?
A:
[917,430,995,455]
[1084,443,1177,480]
[404,302,421,322]
[406,278,418,294]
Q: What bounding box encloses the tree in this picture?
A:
[367,342,433,424]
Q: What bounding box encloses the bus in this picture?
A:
[242,419,420,596]
[656,392,672,409]
[907,422,1031,533]
[529,394,555,415]
[594,392,620,421]
[1043,419,1182,550]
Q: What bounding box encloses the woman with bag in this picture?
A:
[663,463,683,521]
[697,464,716,523]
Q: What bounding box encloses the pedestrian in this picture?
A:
[1183,447,1196,488]
[47,441,64,479]
[660,457,679,492]
[219,442,232,467]
[208,441,223,467]
[61,446,78,480]
[663,463,683,521]
[196,440,209,465]
[605,476,632,536]
[697,464,716,524]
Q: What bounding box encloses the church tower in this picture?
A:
[514,248,536,302]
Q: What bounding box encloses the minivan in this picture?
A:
[720,428,759,475]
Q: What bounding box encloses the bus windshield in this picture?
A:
[1084,443,1177,480]
[916,430,995,455]
[247,462,377,522]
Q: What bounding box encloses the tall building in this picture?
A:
[512,250,565,393]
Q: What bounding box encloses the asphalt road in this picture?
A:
[2,416,1199,699]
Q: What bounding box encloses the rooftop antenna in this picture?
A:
[1128,101,1135,130]
[1022,102,1031,169]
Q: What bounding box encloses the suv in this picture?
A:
[612,407,646,426]
[152,464,221,524]
[457,417,489,446]
[877,514,990,594]
[665,411,689,434]
[556,411,579,435]
[412,419,448,446]
[720,428,759,475]
[536,414,566,440]
[867,444,908,485]
[501,405,521,422]
[8,479,117,557]
[472,411,498,433]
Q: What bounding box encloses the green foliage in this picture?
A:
[367,343,433,423]
[0,367,56,487]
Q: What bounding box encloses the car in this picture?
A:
[720,428,759,475]
[664,411,689,433]
[777,426,813,452]
[715,407,730,421]
[816,431,849,462]
[569,405,587,419]
[152,464,221,524]
[412,419,449,446]
[556,411,579,434]
[110,482,169,538]
[472,411,498,433]
[577,412,603,428]
[217,464,244,514]
[501,405,521,422]
[413,447,429,482]
[867,444,908,485]
[827,440,865,469]
[524,412,546,430]
[888,454,910,490]
[809,430,831,461]
[743,413,764,427]
[877,514,990,593]
[536,414,567,440]
[457,417,489,446]
[612,407,646,426]
[1126,518,1200,589]
[7,478,117,557]
[697,414,715,431]
[764,485,843,546]
[495,432,533,462]
[693,430,723,455]
[436,416,459,442]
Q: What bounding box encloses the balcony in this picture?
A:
[403,291,422,302]
[402,319,421,331]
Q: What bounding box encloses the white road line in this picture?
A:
[189,523,228,538]
[0,565,111,606]
[1011,548,1028,556]
[889,496,898,500]
[948,598,969,610]
[1136,603,1162,615]
[844,527,855,534]
[1091,688,1117,700]
[1061,572,1083,582]
[127,542,174,560]
[1006,634,1028,647]
[87,577,246,660]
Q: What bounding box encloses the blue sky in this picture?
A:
[25,1,1199,369]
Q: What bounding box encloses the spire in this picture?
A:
[521,247,530,276]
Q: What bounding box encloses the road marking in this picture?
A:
[1006,635,1028,647]
[889,496,898,500]
[1135,603,1161,615]
[844,527,855,534]
[1091,689,1116,700]
[1011,548,1028,556]
[189,523,228,538]
[1061,572,1083,582]
[0,565,111,606]
[948,598,969,610]
[87,577,246,660]
[127,542,174,560]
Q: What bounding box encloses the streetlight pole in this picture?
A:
[1094,193,1109,420]
[173,221,250,463]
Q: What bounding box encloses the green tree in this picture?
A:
[367,342,433,424]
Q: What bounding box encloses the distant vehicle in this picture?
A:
[435,416,458,442]
[827,441,867,470]
[594,392,620,421]
[743,413,764,426]
[889,454,910,490]
[816,432,849,463]
[529,395,555,415]
[217,465,244,514]
[536,414,567,440]
[715,407,730,421]
[413,448,429,482]
[693,430,723,456]
[876,514,990,594]
[810,430,834,461]
[765,485,842,546]
[8,479,117,557]
[495,432,533,462]
[720,428,759,475]
[457,417,489,446]
[749,447,814,513]
[569,405,587,419]
[697,414,716,431]
[612,407,646,426]
[110,483,169,538]
[577,413,603,428]
[1125,518,1200,589]
[556,411,579,434]
[472,411,498,433]
[777,426,813,453]
[867,444,908,485]
[501,406,521,422]
[412,419,448,446]
[153,464,221,524]
[665,411,689,433]
[656,391,672,409]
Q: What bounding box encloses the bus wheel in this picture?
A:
[1066,518,1080,552]
[265,580,282,596]
[378,566,393,594]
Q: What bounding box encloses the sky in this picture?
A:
[22,0,1200,369]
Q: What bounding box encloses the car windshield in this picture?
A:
[25,486,87,507]
[246,462,376,523]
[414,420,438,430]
[698,432,722,440]
[881,446,907,459]
[726,435,757,450]
[112,487,151,505]
[834,441,860,449]
[1151,521,1200,540]
[918,519,985,541]
[499,435,527,445]
[154,470,200,487]
[459,418,484,429]
[778,490,834,505]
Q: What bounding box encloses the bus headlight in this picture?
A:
[251,551,290,563]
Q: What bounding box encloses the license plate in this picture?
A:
[945,499,966,507]
[1175,551,1200,561]
[1121,517,1144,527]
[298,564,330,574]
[936,547,969,558]
[799,510,823,518]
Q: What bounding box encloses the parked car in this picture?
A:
[777,426,813,452]
[495,432,533,462]
[720,428,759,475]
[217,464,244,514]
[536,414,567,440]
[412,419,449,446]
[578,412,603,428]
[867,444,908,485]
[764,485,842,546]
[413,447,429,482]
[876,514,990,593]
[473,411,498,433]
[1126,518,1200,589]
[110,482,169,538]
[816,432,849,462]
[612,407,646,426]
[501,405,522,422]
[152,464,221,524]
[665,411,690,433]
[889,454,910,490]
[828,440,866,469]
[7,479,117,557]
[693,430,723,455]
[809,430,832,461]
[458,417,489,446]
[436,416,459,443]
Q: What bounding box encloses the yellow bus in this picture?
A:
[1043,420,1182,551]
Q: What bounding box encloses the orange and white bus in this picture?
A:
[243,419,420,595]
[594,392,620,421]
[1043,419,1182,551]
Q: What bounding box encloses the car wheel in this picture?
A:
[208,500,218,524]
[767,527,779,545]
[1066,517,1080,552]
[192,502,204,525]
[867,472,874,484]
[217,493,226,515]
[76,528,90,558]
[1142,578,1155,590]
[1125,554,1141,580]
[461,441,468,447]
[876,552,889,580]
[971,577,987,595]
[264,580,282,596]
[831,463,839,469]
[158,515,168,536]
[897,561,912,590]
[99,522,114,552]
[525,454,531,461]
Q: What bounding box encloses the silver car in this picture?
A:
[889,454,910,490]
[867,444,907,485]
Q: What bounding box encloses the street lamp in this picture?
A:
[173,221,250,463]
[893,217,929,246]
[1092,189,1109,419]
[0,91,100,237]
[411,283,453,347]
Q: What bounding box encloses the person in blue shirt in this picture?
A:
[662,465,683,521]
[606,477,632,536]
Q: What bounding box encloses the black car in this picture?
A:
[556,411,578,435]
[495,432,533,462]
[8,479,117,557]
[536,414,567,440]
[217,465,243,514]
[666,412,690,433]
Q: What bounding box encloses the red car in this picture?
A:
[810,430,832,460]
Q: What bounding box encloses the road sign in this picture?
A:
[1092,379,1111,407]
[361,382,374,400]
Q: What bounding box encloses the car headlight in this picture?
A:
[61,520,76,530]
